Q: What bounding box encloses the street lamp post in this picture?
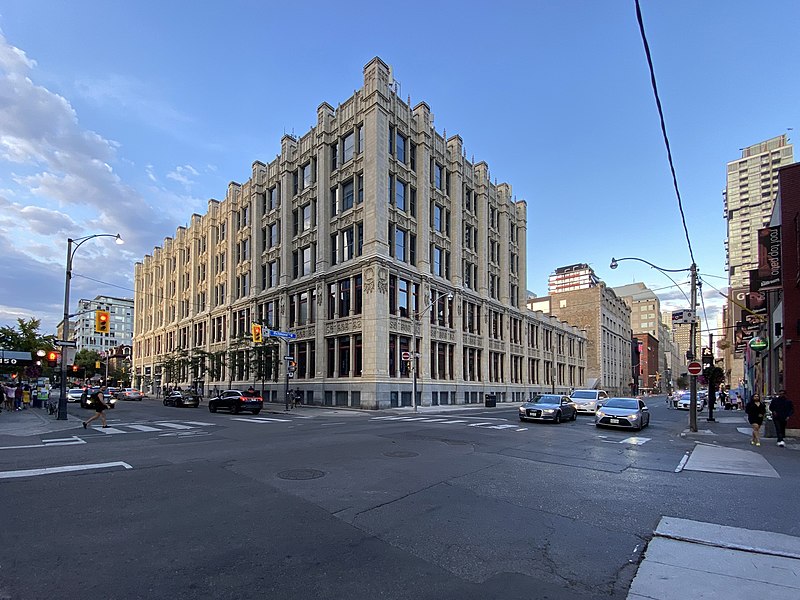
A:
[57,233,123,420]
[610,257,699,432]
[411,292,453,413]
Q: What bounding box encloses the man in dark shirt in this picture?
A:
[770,390,795,447]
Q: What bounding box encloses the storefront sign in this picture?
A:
[756,225,782,291]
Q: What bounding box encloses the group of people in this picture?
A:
[1,383,42,411]
[745,390,794,447]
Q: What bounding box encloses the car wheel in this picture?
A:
[571,410,577,421]
[554,412,561,424]
[231,404,239,414]
[163,399,168,406]
[252,409,261,415]
[519,416,525,422]
[209,405,217,413]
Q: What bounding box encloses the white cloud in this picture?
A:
[166,164,200,187]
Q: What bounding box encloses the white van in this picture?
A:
[569,389,609,414]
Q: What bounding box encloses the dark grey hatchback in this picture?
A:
[208,390,263,415]
[518,394,578,423]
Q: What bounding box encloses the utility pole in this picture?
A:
[688,263,698,432]
[706,333,716,422]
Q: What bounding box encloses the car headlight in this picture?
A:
[596,411,605,418]
[626,413,639,419]
[519,407,525,413]
[542,409,555,414]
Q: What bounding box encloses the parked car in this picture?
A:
[163,391,200,408]
[116,388,143,401]
[519,394,577,423]
[595,397,650,430]
[81,387,116,409]
[208,390,263,415]
[67,388,85,403]
[569,389,609,414]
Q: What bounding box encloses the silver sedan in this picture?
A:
[595,397,650,431]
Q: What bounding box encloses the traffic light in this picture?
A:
[288,360,297,372]
[95,310,110,333]
[47,350,60,367]
[71,365,78,372]
[251,323,263,343]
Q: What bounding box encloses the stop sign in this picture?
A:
[687,361,703,376]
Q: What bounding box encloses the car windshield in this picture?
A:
[570,391,596,399]
[533,395,562,404]
[603,398,639,409]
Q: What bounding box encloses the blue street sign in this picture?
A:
[268,330,297,339]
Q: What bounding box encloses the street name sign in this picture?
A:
[55,340,77,347]
[284,355,295,361]
[269,330,297,339]
[687,361,703,376]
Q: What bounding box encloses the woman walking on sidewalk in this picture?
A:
[745,394,767,446]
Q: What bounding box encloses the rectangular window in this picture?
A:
[330,233,338,265]
[357,222,364,256]
[302,246,312,276]
[269,186,279,211]
[343,132,354,163]
[434,163,443,190]
[343,180,354,211]
[354,275,362,314]
[302,162,313,189]
[432,246,442,276]
[339,279,351,316]
[302,203,312,231]
[398,279,409,318]
[433,204,443,232]
[396,179,406,211]
[357,174,364,204]
[395,228,406,261]
[357,125,364,154]
[343,227,354,261]
[331,143,338,171]
[396,133,406,163]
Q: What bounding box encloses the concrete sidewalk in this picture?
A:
[628,516,800,599]
[0,407,80,437]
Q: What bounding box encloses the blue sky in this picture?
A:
[0,1,798,334]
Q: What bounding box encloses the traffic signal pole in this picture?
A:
[688,263,698,433]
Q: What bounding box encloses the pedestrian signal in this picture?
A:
[251,323,263,343]
[95,310,111,333]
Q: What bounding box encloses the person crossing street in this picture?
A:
[770,390,794,447]
[83,386,109,429]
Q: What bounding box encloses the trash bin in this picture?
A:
[763,417,776,438]
[485,394,496,408]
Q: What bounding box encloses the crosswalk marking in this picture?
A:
[232,417,292,423]
[95,427,126,434]
[182,421,215,426]
[417,418,450,422]
[467,422,494,427]
[155,422,194,430]
[486,424,519,430]
[126,425,161,432]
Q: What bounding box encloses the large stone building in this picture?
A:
[529,283,632,396]
[133,58,587,408]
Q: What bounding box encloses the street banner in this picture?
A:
[756,225,782,291]
[745,272,768,316]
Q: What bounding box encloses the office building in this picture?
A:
[73,295,134,354]
[547,263,600,294]
[133,58,587,408]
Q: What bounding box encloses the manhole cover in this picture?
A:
[383,451,419,458]
[277,469,326,480]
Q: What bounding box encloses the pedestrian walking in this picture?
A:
[14,385,23,410]
[735,392,744,410]
[745,394,767,446]
[82,386,109,429]
[2,384,12,411]
[769,390,794,447]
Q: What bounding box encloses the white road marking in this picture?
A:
[467,422,494,427]
[441,420,469,424]
[417,418,450,422]
[619,437,651,445]
[486,424,519,430]
[251,417,292,422]
[42,436,86,446]
[181,421,215,426]
[675,452,690,473]
[126,425,161,432]
[516,428,528,431]
[0,461,133,480]
[155,422,194,430]
[95,427,126,434]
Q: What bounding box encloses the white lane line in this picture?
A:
[251,417,292,422]
[516,428,528,432]
[155,423,194,430]
[94,427,126,435]
[181,421,215,426]
[0,461,133,480]
[441,420,469,424]
[486,424,519,430]
[675,452,690,473]
[467,422,494,427]
[126,425,161,432]
[231,418,266,423]
[42,436,86,446]
[417,418,450,422]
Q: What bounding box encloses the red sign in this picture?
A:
[687,361,703,376]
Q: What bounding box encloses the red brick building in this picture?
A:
[778,163,800,430]
[635,333,659,393]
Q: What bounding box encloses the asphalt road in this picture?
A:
[2,395,797,599]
